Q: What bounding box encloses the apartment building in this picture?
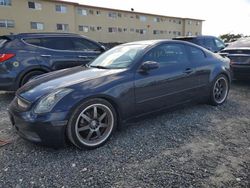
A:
[0,0,203,42]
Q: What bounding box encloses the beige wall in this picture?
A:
[0,0,203,42]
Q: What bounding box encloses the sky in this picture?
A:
[66,0,250,36]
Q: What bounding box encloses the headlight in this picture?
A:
[34,88,73,114]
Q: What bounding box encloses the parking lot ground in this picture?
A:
[0,81,249,188]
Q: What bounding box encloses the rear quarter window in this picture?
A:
[186,45,206,61]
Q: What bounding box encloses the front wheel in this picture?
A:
[67,98,117,149]
[209,74,229,106]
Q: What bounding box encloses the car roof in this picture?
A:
[121,39,198,47]
[174,35,216,39]
[121,39,204,48]
[2,32,84,39]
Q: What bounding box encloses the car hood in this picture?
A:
[17,66,125,102]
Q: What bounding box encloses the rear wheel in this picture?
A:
[20,70,45,87]
[209,74,229,106]
[67,98,117,149]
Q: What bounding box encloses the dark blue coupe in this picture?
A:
[8,40,231,149]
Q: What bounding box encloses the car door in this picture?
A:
[185,45,211,97]
[33,37,81,70]
[134,43,197,115]
[71,37,104,66]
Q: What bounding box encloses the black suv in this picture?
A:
[173,35,226,53]
[0,33,105,91]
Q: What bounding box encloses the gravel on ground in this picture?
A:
[0,81,249,188]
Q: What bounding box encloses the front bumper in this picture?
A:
[231,64,250,79]
[8,100,69,148]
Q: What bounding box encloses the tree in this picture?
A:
[218,33,249,43]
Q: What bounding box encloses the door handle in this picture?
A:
[41,54,51,57]
[183,68,193,74]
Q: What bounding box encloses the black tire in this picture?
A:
[209,74,229,106]
[20,70,45,87]
[67,98,117,149]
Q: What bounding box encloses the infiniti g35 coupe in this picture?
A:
[8,40,231,149]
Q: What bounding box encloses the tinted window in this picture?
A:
[186,46,206,61]
[23,38,42,46]
[143,44,188,66]
[24,37,75,51]
[204,38,216,50]
[42,37,74,50]
[71,38,101,51]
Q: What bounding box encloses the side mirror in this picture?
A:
[140,61,159,72]
[100,45,106,52]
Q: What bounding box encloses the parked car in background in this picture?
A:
[0,33,105,91]
[220,37,250,80]
[173,35,226,53]
[8,40,231,149]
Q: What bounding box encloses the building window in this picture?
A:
[55,5,67,13]
[30,22,44,30]
[178,31,181,36]
[196,21,200,26]
[178,20,182,24]
[188,20,192,25]
[96,26,102,31]
[28,1,41,10]
[56,23,69,31]
[123,28,127,32]
[153,17,160,22]
[139,16,147,22]
[140,29,146,34]
[118,13,122,17]
[187,31,192,36]
[79,25,88,32]
[89,26,95,31]
[96,10,101,15]
[77,8,87,16]
[118,28,122,32]
[130,28,134,33]
[0,19,14,28]
[108,12,117,18]
[153,30,159,35]
[89,9,94,15]
[108,27,117,33]
[0,0,11,6]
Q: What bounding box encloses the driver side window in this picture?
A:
[143,43,188,67]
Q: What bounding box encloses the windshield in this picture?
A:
[228,37,250,48]
[90,44,146,69]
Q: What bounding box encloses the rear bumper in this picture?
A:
[8,101,69,148]
[0,70,17,91]
[231,65,250,79]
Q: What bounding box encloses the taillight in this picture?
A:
[0,53,15,63]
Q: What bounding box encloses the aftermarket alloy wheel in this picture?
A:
[210,75,229,106]
[67,98,117,149]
